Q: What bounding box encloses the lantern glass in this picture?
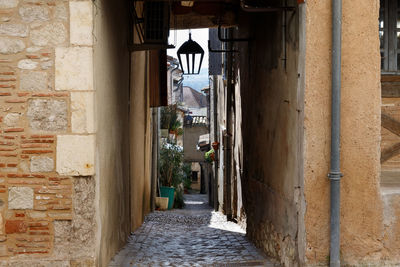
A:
[177,33,204,75]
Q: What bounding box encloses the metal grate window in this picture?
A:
[144,1,169,44]
[380,0,400,72]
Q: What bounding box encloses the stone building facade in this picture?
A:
[0,0,399,266]
[0,0,143,265]
[0,0,97,265]
[209,0,400,266]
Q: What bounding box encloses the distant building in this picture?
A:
[182,86,208,108]
[181,85,210,194]
[167,56,184,105]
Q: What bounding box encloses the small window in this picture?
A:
[192,171,198,182]
[380,0,400,72]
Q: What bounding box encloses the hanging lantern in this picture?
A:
[177,33,204,75]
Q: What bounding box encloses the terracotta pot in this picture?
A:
[212,142,219,150]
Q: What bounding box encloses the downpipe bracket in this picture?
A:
[328,172,343,181]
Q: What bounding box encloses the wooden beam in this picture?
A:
[382,82,400,98]
[149,50,168,107]
[380,113,400,162]
[382,113,400,137]
[171,2,237,29]
[171,12,236,29]
[381,75,400,82]
[381,142,400,163]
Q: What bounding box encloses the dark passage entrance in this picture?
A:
[107,0,305,266]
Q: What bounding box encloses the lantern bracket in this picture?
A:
[217,25,250,43]
[208,40,238,53]
[240,0,296,12]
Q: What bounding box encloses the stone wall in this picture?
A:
[236,1,305,266]
[183,125,209,162]
[0,0,96,264]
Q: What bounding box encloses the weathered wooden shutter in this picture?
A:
[149,49,167,107]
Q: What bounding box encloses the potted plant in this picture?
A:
[212,141,220,150]
[159,143,184,209]
[205,149,215,162]
[160,105,183,142]
[159,104,186,209]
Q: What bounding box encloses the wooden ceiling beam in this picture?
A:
[170,1,238,29]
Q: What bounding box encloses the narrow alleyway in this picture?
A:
[108,194,278,266]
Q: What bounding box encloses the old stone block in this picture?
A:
[71,177,95,257]
[0,23,28,37]
[0,0,18,9]
[4,112,21,127]
[30,156,54,172]
[70,259,95,267]
[28,211,46,219]
[8,187,34,209]
[56,135,95,176]
[27,99,68,132]
[26,46,41,53]
[4,261,69,267]
[5,220,27,234]
[31,22,66,46]
[1,16,10,22]
[70,1,93,46]
[71,92,94,133]
[55,47,93,91]
[19,5,49,22]
[0,244,6,257]
[20,71,48,91]
[0,37,24,54]
[55,3,67,21]
[0,213,3,234]
[18,59,38,69]
[54,220,71,257]
[41,60,52,70]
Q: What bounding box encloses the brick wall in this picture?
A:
[0,0,96,264]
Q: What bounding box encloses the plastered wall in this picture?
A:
[130,51,152,232]
[183,125,209,162]
[93,0,132,265]
[304,0,383,265]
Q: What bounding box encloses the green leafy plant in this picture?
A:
[205,149,215,162]
[159,143,184,187]
[159,104,187,209]
[160,104,183,132]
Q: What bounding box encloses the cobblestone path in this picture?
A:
[109,194,279,267]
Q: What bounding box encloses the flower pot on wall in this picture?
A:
[160,186,175,210]
[212,142,220,150]
[205,149,215,162]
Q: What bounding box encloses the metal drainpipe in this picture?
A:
[225,28,233,221]
[329,0,343,266]
[212,76,219,211]
[150,108,159,212]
